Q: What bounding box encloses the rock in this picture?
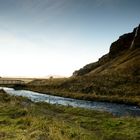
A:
[109,32,134,58]
[131,24,140,49]
[73,24,140,76]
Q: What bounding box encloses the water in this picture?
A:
[130,25,139,48]
[1,87,140,117]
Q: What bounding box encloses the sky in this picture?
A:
[0,0,140,78]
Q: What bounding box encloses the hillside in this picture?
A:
[23,25,140,105]
[73,24,140,76]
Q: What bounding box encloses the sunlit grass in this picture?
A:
[0,92,140,140]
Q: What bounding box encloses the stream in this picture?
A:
[1,87,140,117]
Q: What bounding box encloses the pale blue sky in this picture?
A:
[0,0,140,77]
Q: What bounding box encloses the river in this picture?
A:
[1,87,140,117]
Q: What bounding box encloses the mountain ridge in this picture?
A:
[73,24,140,76]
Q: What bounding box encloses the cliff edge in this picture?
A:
[73,25,140,77]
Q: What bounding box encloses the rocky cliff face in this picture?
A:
[109,24,140,57]
[73,25,140,76]
[131,24,140,49]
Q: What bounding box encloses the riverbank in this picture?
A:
[2,87,140,116]
[17,85,140,106]
[0,91,140,140]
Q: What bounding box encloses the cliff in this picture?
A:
[73,24,140,76]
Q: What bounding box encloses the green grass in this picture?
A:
[0,92,140,140]
[20,69,140,106]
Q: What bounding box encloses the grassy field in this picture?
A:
[0,90,140,140]
[17,72,140,106]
